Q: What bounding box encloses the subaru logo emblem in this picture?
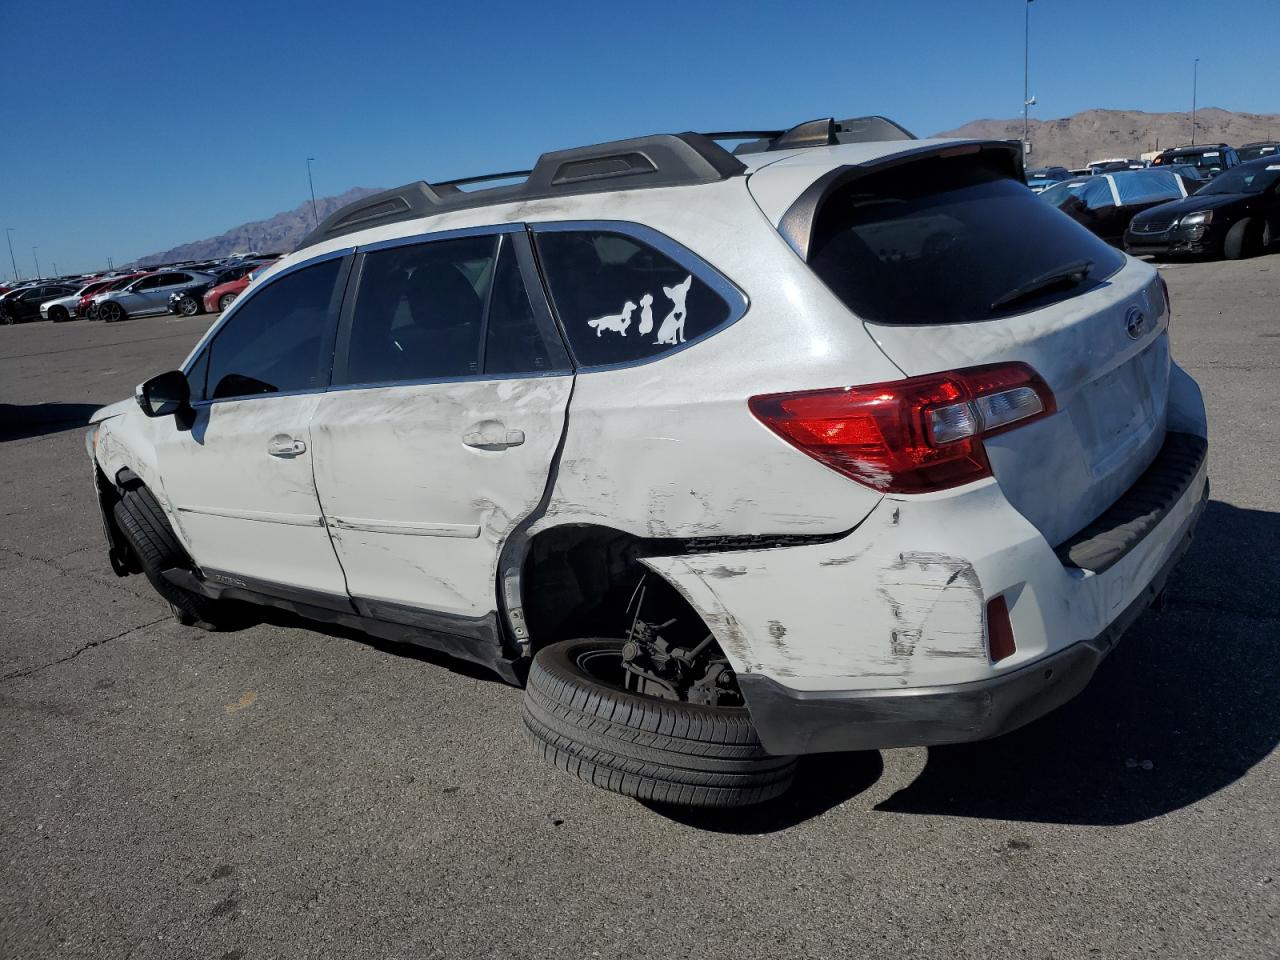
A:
[1124,306,1146,340]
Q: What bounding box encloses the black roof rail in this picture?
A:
[295,116,917,252]
[717,116,917,156]
[295,132,746,251]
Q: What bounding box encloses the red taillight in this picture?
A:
[986,595,1016,663]
[749,362,1055,494]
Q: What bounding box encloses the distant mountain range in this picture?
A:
[934,107,1280,169]
[128,187,383,267]
[128,109,1278,267]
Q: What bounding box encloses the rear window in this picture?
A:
[1113,170,1184,205]
[807,156,1125,325]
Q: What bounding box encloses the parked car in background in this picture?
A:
[1087,157,1141,175]
[1237,141,1279,163]
[1039,168,1193,246]
[83,273,146,320]
[1126,155,1280,259]
[40,277,119,322]
[1027,166,1071,182]
[168,261,270,316]
[201,260,276,313]
[92,270,217,322]
[0,282,79,323]
[1152,144,1239,178]
[1068,167,1093,177]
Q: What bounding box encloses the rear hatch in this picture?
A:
[752,144,1170,547]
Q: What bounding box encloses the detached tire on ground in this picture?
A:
[523,638,796,807]
[112,486,233,629]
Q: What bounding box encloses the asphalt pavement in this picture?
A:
[2,259,1278,959]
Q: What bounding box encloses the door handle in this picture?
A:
[462,421,525,450]
[267,434,306,458]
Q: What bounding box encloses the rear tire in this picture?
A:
[1223,217,1259,259]
[112,486,236,630]
[522,638,796,807]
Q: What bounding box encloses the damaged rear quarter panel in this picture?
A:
[642,481,1053,692]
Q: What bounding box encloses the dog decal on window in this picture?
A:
[587,300,636,337]
[654,275,692,345]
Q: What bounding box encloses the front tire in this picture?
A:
[49,305,70,323]
[218,293,236,312]
[112,486,237,630]
[522,638,796,807]
[99,301,125,323]
[1223,217,1260,259]
[177,295,199,317]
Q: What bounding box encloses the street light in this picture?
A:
[1190,58,1200,146]
[32,246,40,279]
[5,228,19,282]
[1023,0,1035,152]
[306,157,319,225]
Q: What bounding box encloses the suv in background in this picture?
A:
[1237,141,1279,163]
[1153,144,1240,178]
[86,116,1209,808]
[92,270,216,322]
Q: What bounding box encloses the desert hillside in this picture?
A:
[934,108,1280,168]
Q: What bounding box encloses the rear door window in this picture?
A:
[534,229,732,368]
[807,154,1126,324]
[335,235,496,386]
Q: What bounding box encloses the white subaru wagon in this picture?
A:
[87,116,1209,807]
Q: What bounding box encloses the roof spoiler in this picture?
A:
[704,116,917,156]
[776,140,1024,260]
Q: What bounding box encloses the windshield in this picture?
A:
[1237,145,1277,163]
[806,154,1124,324]
[1198,165,1280,196]
[1165,150,1228,173]
[1112,170,1184,205]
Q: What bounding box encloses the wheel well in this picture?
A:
[520,525,711,655]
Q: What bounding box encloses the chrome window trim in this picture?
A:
[529,220,749,374]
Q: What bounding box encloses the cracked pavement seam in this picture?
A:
[1,615,169,682]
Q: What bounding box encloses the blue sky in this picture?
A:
[1,0,1277,278]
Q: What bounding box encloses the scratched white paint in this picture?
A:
[308,375,572,617]
[645,452,1206,693]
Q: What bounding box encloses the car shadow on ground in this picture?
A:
[0,402,103,442]
[649,499,1279,833]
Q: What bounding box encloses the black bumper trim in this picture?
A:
[1055,431,1207,573]
[739,481,1206,756]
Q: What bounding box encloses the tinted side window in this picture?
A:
[534,230,731,367]
[483,235,570,376]
[336,236,495,386]
[205,258,341,401]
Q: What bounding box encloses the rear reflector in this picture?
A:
[986,595,1016,663]
[749,362,1055,493]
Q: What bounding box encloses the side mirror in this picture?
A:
[136,370,191,418]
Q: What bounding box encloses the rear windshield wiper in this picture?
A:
[989,259,1094,314]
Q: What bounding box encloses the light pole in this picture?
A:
[306,157,319,225]
[5,228,18,281]
[1190,58,1200,145]
[1023,0,1034,151]
[32,246,40,279]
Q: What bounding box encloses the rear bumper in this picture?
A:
[739,482,1205,754]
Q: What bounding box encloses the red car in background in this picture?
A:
[203,260,277,313]
[82,272,147,319]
